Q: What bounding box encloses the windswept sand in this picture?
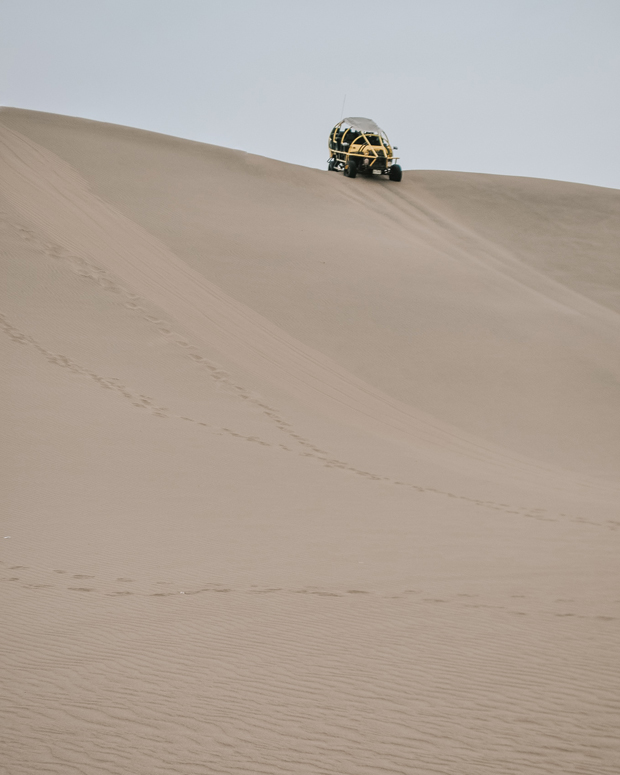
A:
[1,108,619,774]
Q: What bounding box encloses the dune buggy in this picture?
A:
[328,117,402,181]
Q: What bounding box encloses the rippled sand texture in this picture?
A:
[1,108,619,774]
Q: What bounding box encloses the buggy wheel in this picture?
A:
[328,158,336,171]
[389,164,402,182]
[344,160,357,178]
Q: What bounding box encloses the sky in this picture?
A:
[2,0,620,189]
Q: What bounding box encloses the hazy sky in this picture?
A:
[2,0,619,189]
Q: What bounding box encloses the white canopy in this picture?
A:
[343,117,384,134]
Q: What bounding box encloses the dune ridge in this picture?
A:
[3,109,620,480]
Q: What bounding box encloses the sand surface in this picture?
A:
[1,108,619,774]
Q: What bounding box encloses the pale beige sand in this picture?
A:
[1,108,619,774]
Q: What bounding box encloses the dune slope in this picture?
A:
[3,109,620,478]
[1,109,619,775]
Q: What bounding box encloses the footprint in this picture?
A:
[250,588,282,594]
[68,587,94,592]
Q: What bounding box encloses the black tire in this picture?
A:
[344,160,357,179]
[389,164,402,182]
[328,158,336,171]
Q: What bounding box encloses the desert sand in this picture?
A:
[1,108,619,774]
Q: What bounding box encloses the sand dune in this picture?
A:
[1,108,619,774]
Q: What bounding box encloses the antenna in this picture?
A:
[340,94,347,120]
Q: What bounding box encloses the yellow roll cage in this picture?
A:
[329,119,398,164]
